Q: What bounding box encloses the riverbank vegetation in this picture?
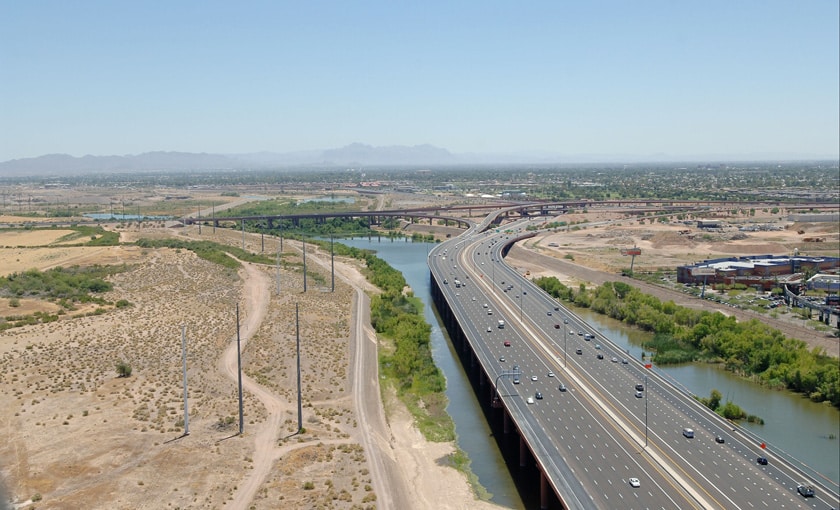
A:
[534,276,840,408]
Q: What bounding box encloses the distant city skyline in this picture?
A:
[1,1,838,162]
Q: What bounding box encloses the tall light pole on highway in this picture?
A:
[564,327,568,367]
[645,374,650,448]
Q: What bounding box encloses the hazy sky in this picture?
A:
[1,1,838,161]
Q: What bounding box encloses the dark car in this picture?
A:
[715,435,725,444]
[635,384,644,392]
[535,392,543,400]
[503,340,511,347]
[554,324,560,329]
[597,353,604,359]
[797,484,815,497]
[558,383,567,392]
[756,456,768,465]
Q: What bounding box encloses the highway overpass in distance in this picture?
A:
[428,218,840,510]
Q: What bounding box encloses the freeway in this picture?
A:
[430,220,839,509]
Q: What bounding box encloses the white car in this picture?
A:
[629,478,640,488]
[526,397,535,404]
[547,371,555,378]
[531,375,538,381]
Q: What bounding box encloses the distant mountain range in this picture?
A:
[0,143,835,177]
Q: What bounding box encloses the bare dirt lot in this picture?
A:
[0,195,500,510]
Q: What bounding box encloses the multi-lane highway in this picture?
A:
[429,220,839,510]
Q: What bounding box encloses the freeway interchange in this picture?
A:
[429,219,838,510]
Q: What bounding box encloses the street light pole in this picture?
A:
[493,366,523,403]
[564,328,568,367]
[645,374,650,448]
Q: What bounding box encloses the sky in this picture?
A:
[1,1,838,162]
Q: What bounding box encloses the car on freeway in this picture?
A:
[558,383,567,392]
[513,377,520,384]
[535,392,543,400]
[578,331,584,336]
[629,478,640,488]
[503,341,511,347]
[499,357,505,362]
[554,324,560,329]
[797,484,815,497]
[554,306,560,311]
[483,303,488,308]
[597,353,604,360]
[611,357,618,363]
[757,456,768,465]
[715,435,725,444]
[595,344,602,349]
[526,397,534,404]
[486,327,491,332]
[576,348,583,355]
[531,375,538,381]
[635,391,643,398]
[563,319,568,324]
[621,358,628,364]
[635,384,644,391]
[547,371,555,377]
[547,311,552,316]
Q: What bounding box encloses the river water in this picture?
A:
[336,236,839,505]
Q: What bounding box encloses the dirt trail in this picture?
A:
[218,261,281,509]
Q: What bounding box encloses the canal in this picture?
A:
[336,236,839,505]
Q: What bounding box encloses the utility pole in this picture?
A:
[276,244,281,295]
[296,303,302,432]
[241,220,245,251]
[302,238,307,292]
[330,235,335,292]
[180,324,190,436]
[236,304,244,435]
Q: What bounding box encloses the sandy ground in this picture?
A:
[0,219,500,510]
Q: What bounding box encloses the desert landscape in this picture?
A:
[0,188,837,510]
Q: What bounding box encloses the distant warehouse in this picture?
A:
[677,255,840,290]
